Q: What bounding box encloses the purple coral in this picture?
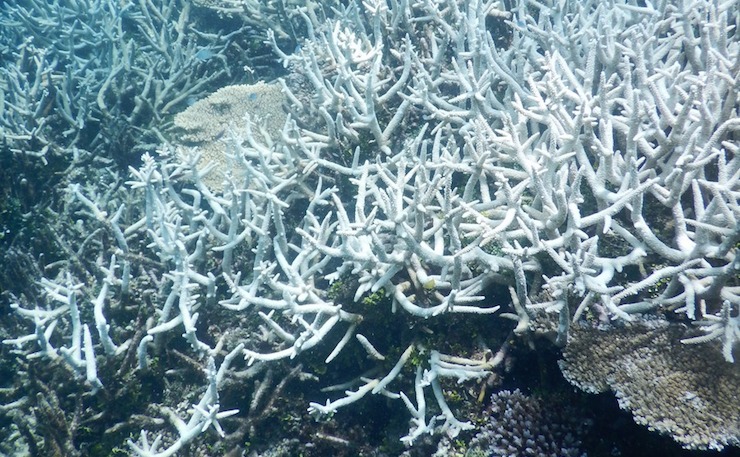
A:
[468,389,588,457]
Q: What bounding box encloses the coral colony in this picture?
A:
[0,0,738,455]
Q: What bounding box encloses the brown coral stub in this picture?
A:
[559,319,740,451]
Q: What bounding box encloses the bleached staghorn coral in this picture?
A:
[0,0,242,163]
[274,0,739,345]
[189,0,737,447]
[245,0,739,447]
[3,0,739,454]
[2,145,314,455]
[191,0,341,43]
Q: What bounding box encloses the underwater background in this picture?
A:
[1,0,738,456]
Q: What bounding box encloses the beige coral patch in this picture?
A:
[559,319,740,451]
[171,82,286,192]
